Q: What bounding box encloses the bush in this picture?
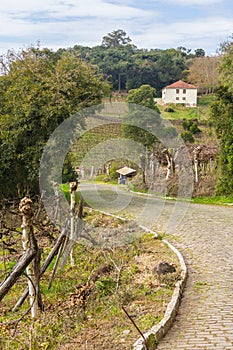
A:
[109,163,119,180]
[181,131,195,143]
[164,107,175,113]
[62,154,78,183]
[190,123,201,134]
[182,119,189,131]
[182,118,201,134]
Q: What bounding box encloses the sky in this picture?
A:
[0,0,232,56]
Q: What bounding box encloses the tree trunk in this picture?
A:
[140,154,146,184]
[118,72,121,93]
[194,157,199,183]
[193,146,202,183]
[163,148,175,180]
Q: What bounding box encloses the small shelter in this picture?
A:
[162,80,197,107]
[116,166,136,184]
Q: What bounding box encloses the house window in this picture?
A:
[176,97,179,100]
[183,89,186,94]
[182,97,186,101]
[176,89,179,94]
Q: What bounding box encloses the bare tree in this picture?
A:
[188,56,220,94]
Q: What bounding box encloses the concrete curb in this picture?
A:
[133,235,187,350]
[94,209,188,350]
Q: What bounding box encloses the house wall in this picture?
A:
[162,88,197,107]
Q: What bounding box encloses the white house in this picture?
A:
[162,80,197,107]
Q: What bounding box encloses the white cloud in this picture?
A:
[0,0,231,55]
[132,16,232,53]
[0,0,151,20]
[0,0,155,53]
[165,0,225,5]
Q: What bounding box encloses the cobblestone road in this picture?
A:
[80,184,233,349]
[157,203,233,350]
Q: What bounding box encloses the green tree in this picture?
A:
[0,47,109,199]
[194,48,205,57]
[123,84,178,186]
[210,38,233,195]
[90,43,135,91]
[182,119,201,134]
[126,84,159,110]
[70,35,192,93]
[123,85,162,149]
[154,49,187,91]
[123,84,177,148]
[102,29,132,48]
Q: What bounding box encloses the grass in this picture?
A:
[115,180,233,207]
[197,94,216,106]
[94,174,118,184]
[158,94,215,121]
[160,104,201,120]
[103,97,209,121]
[60,183,81,203]
[129,184,233,206]
[192,195,233,205]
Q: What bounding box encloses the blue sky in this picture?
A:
[0,0,232,55]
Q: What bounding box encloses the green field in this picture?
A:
[159,95,215,121]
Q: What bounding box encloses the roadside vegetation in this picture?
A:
[0,206,180,350]
[192,196,233,205]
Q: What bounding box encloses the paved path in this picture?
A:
[80,184,233,349]
[157,203,233,350]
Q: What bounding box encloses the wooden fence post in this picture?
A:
[19,197,40,319]
[69,181,77,267]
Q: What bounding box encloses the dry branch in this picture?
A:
[12,230,66,312]
[122,305,149,350]
[0,248,36,302]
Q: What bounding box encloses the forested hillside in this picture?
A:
[56,29,219,94]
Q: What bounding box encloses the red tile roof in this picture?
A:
[164,80,197,89]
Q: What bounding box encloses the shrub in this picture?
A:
[164,107,175,113]
[109,163,119,180]
[181,131,195,143]
[182,118,201,134]
[190,123,201,134]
